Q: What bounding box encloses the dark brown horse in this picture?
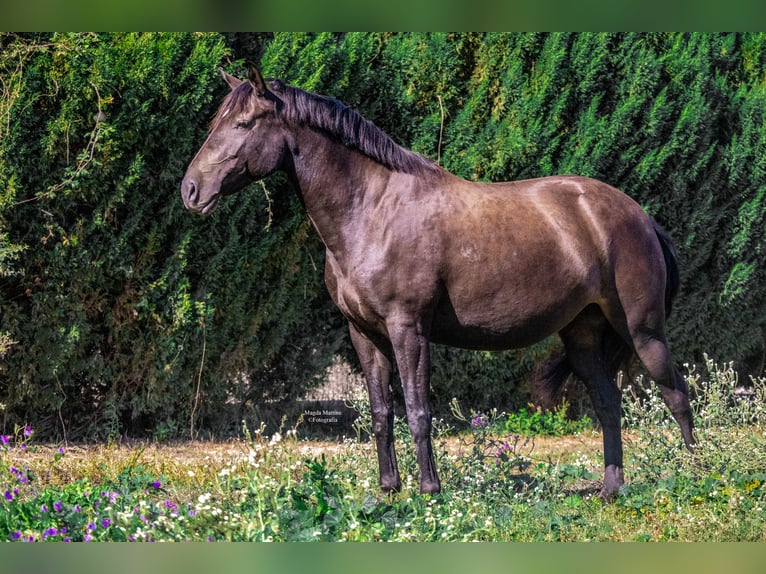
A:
[181,66,695,500]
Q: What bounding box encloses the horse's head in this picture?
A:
[181,66,286,215]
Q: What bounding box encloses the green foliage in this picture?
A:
[502,405,593,437]
[0,33,341,440]
[1,360,765,541]
[3,33,766,440]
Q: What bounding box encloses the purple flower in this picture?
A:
[58,446,65,454]
[4,490,13,501]
[23,425,32,437]
[20,443,27,451]
[0,435,9,445]
[87,522,96,531]
[83,533,93,542]
[54,500,63,512]
[495,440,515,463]
[74,505,82,513]
[151,480,162,489]
[8,531,22,541]
[42,527,58,540]
[41,504,49,513]
[471,415,487,429]
[101,517,111,528]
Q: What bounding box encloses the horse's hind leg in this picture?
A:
[630,329,696,450]
[559,308,627,501]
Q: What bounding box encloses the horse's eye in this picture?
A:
[235,119,252,129]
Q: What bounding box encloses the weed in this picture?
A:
[1,359,765,541]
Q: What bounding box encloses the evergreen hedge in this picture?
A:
[2,33,765,439]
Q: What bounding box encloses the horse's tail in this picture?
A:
[533,337,633,411]
[651,218,679,319]
[532,218,679,410]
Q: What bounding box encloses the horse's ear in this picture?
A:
[247,65,267,97]
[220,68,243,90]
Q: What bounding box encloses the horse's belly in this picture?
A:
[429,314,567,350]
[429,288,589,351]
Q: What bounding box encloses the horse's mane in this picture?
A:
[212,79,440,176]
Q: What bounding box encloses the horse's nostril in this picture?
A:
[182,178,199,207]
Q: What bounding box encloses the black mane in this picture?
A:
[214,79,439,176]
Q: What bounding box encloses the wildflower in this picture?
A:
[54,500,63,512]
[8,531,22,541]
[87,522,96,531]
[74,505,82,513]
[57,446,65,455]
[4,490,12,501]
[151,480,162,489]
[42,527,58,540]
[0,435,9,445]
[83,534,93,542]
[23,425,32,437]
[471,415,487,429]
[41,504,49,513]
[101,518,112,528]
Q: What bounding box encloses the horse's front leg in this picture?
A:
[389,321,441,495]
[348,323,401,493]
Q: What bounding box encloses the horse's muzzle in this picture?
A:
[181,177,219,215]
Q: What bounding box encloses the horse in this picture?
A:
[181,66,696,500]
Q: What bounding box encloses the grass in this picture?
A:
[1,358,765,542]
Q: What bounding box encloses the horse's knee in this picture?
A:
[406,409,432,442]
[371,410,393,438]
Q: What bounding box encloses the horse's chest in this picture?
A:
[325,250,438,334]
[324,255,384,329]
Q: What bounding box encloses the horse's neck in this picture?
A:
[286,130,391,258]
